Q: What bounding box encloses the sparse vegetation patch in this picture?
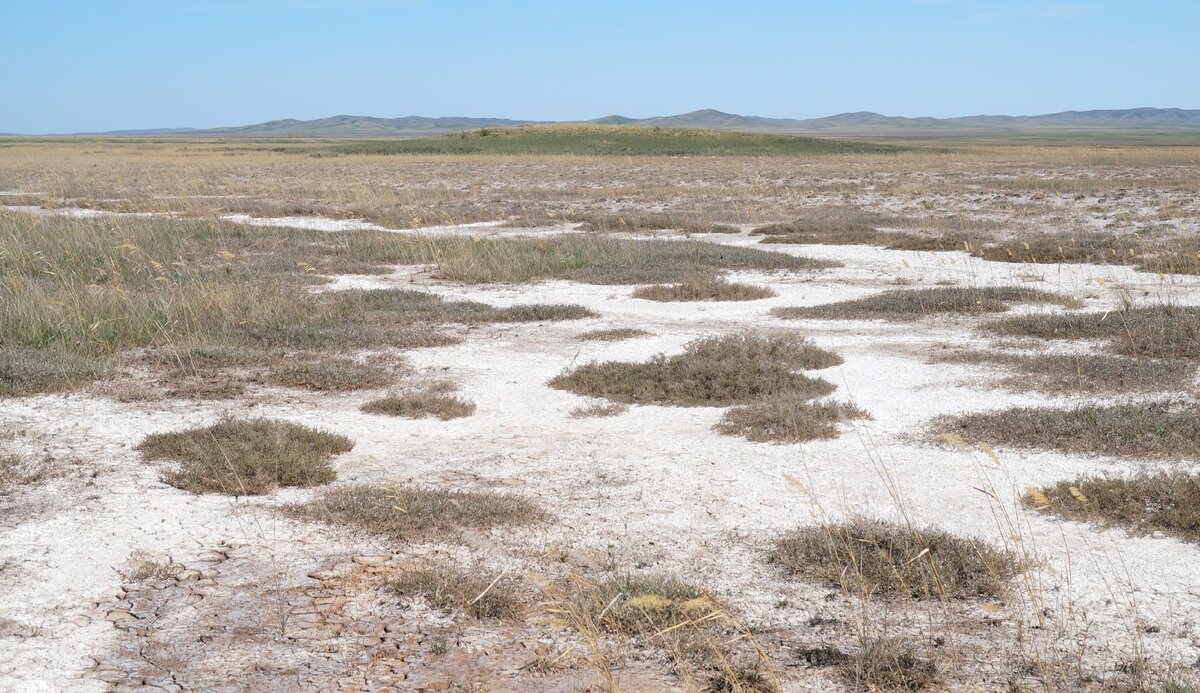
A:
[633,278,775,302]
[976,231,1141,265]
[572,211,738,234]
[550,333,839,406]
[287,483,546,541]
[266,358,395,391]
[1026,471,1200,544]
[770,518,1019,598]
[0,347,103,397]
[326,288,598,324]
[136,417,352,494]
[774,286,1081,322]
[940,400,1200,459]
[432,235,836,285]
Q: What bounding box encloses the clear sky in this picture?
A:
[3,0,1197,133]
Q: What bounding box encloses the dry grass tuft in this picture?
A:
[0,454,27,492]
[1026,471,1200,543]
[716,397,868,443]
[360,384,476,419]
[633,278,775,302]
[570,402,629,418]
[119,551,183,582]
[987,304,1200,359]
[266,358,395,391]
[771,518,1019,599]
[136,417,352,495]
[845,637,939,691]
[385,566,522,619]
[773,286,1081,322]
[582,574,718,634]
[287,483,545,541]
[563,573,777,691]
[576,327,651,342]
[934,350,1196,394]
[705,664,781,693]
[939,400,1200,459]
[550,332,839,406]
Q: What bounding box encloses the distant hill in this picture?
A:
[590,108,1200,137]
[73,107,1200,139]
[125,115,543,137]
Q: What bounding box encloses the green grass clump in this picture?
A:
[771,518,1019,599]
[1026,472,1200,544]
[633,278,775,302]
[0,347,103,396]
[550,332,839,406]
[287,483,545,541]
[940,400,1200,459]
[716,397,868,443]
[934,350,1196,394]
[773,286,1081,322]
[321,125,902,156]
[385,567,522,619]
[136,417,352,494]
[987,304,1200,359]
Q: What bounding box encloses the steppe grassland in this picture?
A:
[2,137,1199,232]
[2,135,1200,691]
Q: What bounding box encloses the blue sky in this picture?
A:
[2,1,1197,133]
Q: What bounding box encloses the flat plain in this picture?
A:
[2,129,1199,692]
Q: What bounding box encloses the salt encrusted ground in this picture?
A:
[1,213,1198,690]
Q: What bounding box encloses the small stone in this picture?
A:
[105,609,136,622]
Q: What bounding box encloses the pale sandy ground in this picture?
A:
[2,211,1199,690]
